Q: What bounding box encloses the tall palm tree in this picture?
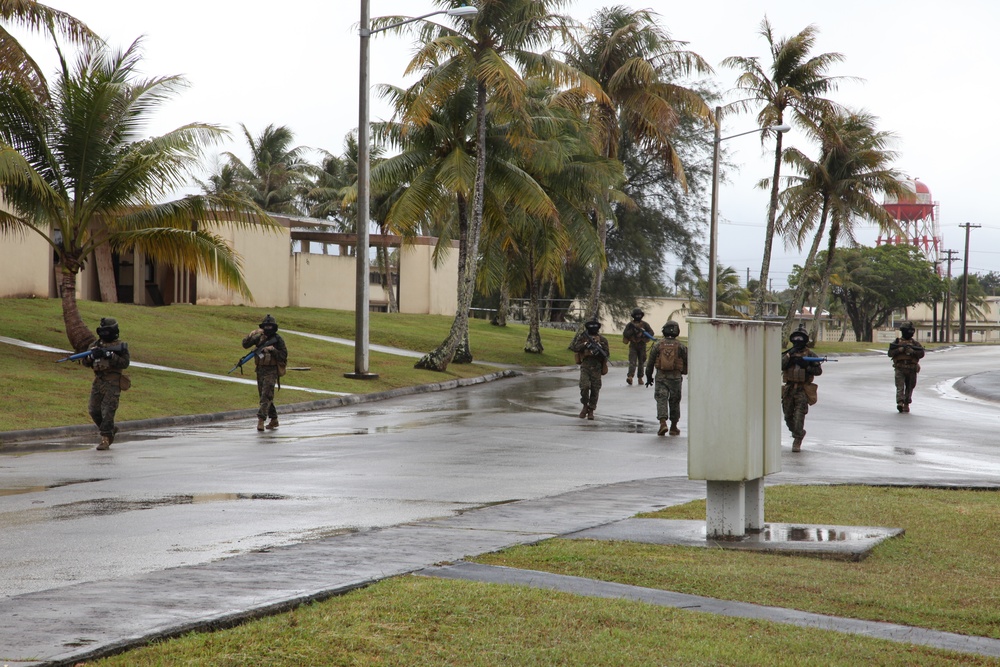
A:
[691,264,749,318]
[0,38,273,350]
[778,110,906,341]
[723,18,851,318]
[477,78,620,353]
[0,0,97,102]
[561,6,713,321]
[386,0,571,371]
[222,124,313,215]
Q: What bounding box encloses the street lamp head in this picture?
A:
[772,124,792,133]
[447,6,478,18]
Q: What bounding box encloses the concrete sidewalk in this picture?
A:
[3,473,999,665]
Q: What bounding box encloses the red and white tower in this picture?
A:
[876,178,941,267]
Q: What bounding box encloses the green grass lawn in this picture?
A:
[84,485,1000,666]
[0,298,602,432]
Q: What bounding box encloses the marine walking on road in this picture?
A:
[241,314,288,431]
[781,328,823,453]
[569,319,610,420]
[644,320,687,436]
[888,320,924,413]
[622,308,655,386]
[83,317,131,450]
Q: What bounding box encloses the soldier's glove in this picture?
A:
[101,349,114,358]
[645,377,653,387]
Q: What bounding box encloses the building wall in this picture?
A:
[291,252,360,310]
[196,224,293,307]
[591,297,692,339]
[399,243,458,316]
[0,229,53,298]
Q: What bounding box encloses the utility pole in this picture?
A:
[931,260,941,343]
[959,223,981,342]
[942,249,959,343]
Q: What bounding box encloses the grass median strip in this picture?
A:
[84,485,1000,666]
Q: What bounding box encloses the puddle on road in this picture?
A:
[0,492,291,527]
[0,478,106,497]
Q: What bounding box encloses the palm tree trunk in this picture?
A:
[808,220,841,343]
[754,133,785,318]
[497,277,509,327]
[415,82,487,371]
[524,260,543,353]
[542,281,555,322]
[585,212,607,321]
[782,197,830,340]
[377,238,397,313]
[58,263,96,351]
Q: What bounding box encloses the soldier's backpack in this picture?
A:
[655,341,683,372]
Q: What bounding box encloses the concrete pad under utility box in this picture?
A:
[565,518,904,561]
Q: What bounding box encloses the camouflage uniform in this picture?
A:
[888,330,924,412]
[82,319,130,448]
[242,316,288,427]
[644,330,687,436]
[623,319,655,383]
[569,330,609,417]
[781,344,823,450]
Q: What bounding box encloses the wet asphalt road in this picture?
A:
[1,346,999,602]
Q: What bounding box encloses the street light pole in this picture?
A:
[708,107,790,319]
[347,2,478,380]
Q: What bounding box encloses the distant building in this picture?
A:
[0,213,458,316]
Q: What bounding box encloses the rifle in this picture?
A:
[229,334,279,374]
[581,330,608,360]
[624,323,656,344]
[801,356,837,363]
[55,343,126,363]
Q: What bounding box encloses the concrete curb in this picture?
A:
[0,369,522,449]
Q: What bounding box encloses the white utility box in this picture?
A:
[687,318,782,538]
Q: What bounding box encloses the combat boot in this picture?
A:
[791,435,803,452]
[657,420,668,436]
[896,402,904,413]
[256,418,266,432]
[96,436,111,451]
[578,406,588,419]
[586,408,595,420]
[626,375,633,385]
[669,421,680,436]
[266,417,279,430]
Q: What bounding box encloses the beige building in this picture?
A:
[0,214,458,315]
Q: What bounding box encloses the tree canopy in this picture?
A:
[791,244,940,342]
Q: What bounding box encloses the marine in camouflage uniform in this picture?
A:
[569,320,610,420]
[82,317,131,450]
[622,308,655,385]
[242,314,288,431]
[781,328,823,452]
[888,320,925,413]
[644,320,687,436]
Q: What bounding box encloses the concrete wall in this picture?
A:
[0,229,53,298]
[291,252,359,310]
[196,224,292,307]
[399,242,458,316]
[597,297,692,339]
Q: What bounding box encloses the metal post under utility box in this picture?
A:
[687,318,782,538]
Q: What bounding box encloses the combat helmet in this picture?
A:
[631,308,644,320]
[897,320,914,330]
[788,327,809,346]
[662,320,680,338]
[96,317,119,342]
[584,319,601,334]
[260,314,278,333]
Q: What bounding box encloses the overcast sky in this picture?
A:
[14,1,1000,291]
